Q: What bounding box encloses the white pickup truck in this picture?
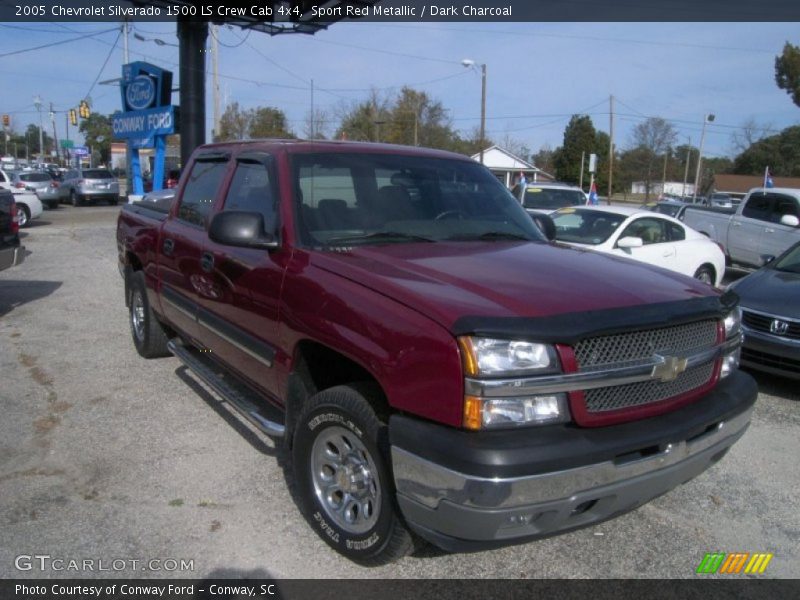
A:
[682,187,800,269]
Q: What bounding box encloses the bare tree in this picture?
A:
[730,117,772,153]
[628,117,677,199]
[303,108,330,140]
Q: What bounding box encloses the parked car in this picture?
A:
[10,191,43,228]
[551,205,726,286]
[59,168,120,206]
[35,181,61,210]
[117,139,754,564]
[11,171,54,195]
[0,188,24,271]
[728,240,800,379]
[510,182,587,215]
[683,187,800,269]
[0,168,18,192]
[709,192,733,208]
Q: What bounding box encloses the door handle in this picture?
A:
[162,238,174,255]
[200,252,214,273]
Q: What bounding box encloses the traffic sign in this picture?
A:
[60,139,74,149]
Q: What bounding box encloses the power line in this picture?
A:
[84,27,122,102]
[0,26,120,58]
[304,35,462,65]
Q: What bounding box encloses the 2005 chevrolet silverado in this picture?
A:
[117,140,756,565]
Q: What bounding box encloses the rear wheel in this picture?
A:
[16,204,30,228]
[129,271,170,358]
[292,385,415,565]
[693,265,715,285]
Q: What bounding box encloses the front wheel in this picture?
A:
[16,204,30,228]
[693,265,715,286]
[129,271,170,358]
[292,385,415,565]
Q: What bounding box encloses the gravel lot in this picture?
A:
[1,205,798,579]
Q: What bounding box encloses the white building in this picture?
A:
[631,181,695,197]
[471,145,554,188]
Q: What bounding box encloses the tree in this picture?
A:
[730,117,771,153]
[552,115,599,185]
[532,144,555,175]
[733,125,800,177]
[303,108,330,139]
[217,102,251,141]
[79,113,112,165]
[627,117,677,200]
[775,42,800,108]
[334,91,391,142]
[499,133,531,163]
[250,107,294,139]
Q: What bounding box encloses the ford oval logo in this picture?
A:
[126,75,155,111]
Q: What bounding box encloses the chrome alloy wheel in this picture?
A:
[131,289,146,342]
[310,425,381,534]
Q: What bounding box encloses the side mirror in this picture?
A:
[531,213,556,241]
[760,254,775,266]
[780,214,799,227]
[617,236,644,249]
[208,211,279,250]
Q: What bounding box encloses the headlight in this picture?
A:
[458,336,560,377]
[723,307,742,339]
[464,394,570,430]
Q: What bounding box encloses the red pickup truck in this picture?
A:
[117,140,756,565]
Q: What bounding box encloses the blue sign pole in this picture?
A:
[129,141,143,195]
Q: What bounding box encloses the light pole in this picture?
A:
[34,95,44,164]
[462,59,487,164]
[692,114,714,202]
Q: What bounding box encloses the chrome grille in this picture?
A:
[584,362,715,412]
[742,310,800,340]
[574,319,719,415]
[574,320,718,370]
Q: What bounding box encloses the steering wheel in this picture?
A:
[434,210,466,221]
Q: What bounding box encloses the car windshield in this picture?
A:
[522,187,585,210]
[291,152,544,247]
[19,172,51,182]
[773,244,800,274]
[83,169,113,179]
[653,203,683,217]
[551,208,626,245]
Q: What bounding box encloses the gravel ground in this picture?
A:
[0,205,797,579]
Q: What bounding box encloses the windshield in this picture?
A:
[83,169,113,180]
[551,208,626,245]
[523,187,585,210]
[774,244,800,273]
[291,152,544,247]
[19,172,51,182]
[653,203,682,217]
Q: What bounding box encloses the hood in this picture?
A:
[729,267,800,319]
[310,241,716,330]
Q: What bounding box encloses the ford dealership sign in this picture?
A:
[125,75,156,111]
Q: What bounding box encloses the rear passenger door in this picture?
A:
[199,152,285,398]
[729,194,771,266]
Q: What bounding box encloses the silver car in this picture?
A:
[60,168,120,206]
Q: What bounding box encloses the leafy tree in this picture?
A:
[250,107,294,139]
[532,144,555,175]
[775,42,800,108]
[626,117,677,199]
[216,102,294,141]
[334,91,391,142]
[217,102,250,141]
[733,125,800,177]
[552,115,599,185]
[79,113,113,164]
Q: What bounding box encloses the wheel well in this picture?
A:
[285,341,389,442]
[123,252,144,306]
[696,263,716,279]
[17,203,30,217]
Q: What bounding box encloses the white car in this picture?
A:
[551,205,726,286]
[511,181,588,215]
[0,170,43,227]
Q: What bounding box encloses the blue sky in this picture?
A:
[0,21,798,159]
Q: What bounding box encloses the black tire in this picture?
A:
[128,271,170,358]
[16,204,30,228]
[693,265,715,286]
[108,197,119,206]
[46,200,58,210]
[70,190,82,207]
[292,385,415,565]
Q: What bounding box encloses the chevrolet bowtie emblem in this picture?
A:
[652,354,689,382]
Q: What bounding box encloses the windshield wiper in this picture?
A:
[326,231,436,245]
[447,231,531,241]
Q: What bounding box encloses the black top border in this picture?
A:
[1,0,799,23]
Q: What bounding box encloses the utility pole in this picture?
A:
[693,114,714,202]
[579,150,585,190]
[661,151,668,195]
[50,103,60,164]
[211,23,220,141]
[479,63,486,163]
[310,78,314,139]
[608,95,614,203]
[34,95,44,164]
[682,137,691,198]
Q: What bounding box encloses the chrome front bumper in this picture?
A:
[392,405,752,548]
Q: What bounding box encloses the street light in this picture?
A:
[692,113,715,202]
[462,58,487,164]
[33,95,44,164]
